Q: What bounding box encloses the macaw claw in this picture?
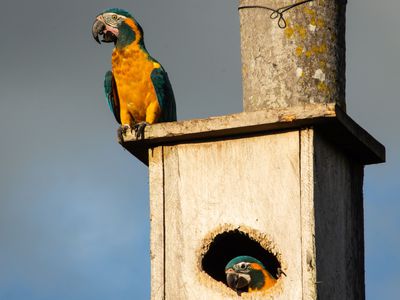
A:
[133,122,149,140]
[117,125,131,143]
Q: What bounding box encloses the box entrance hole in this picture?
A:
[201,229,281,285]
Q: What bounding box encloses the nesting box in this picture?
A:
[122,104,384,299]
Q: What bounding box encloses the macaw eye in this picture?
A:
[112,14,118,20]
[240,263,246,269]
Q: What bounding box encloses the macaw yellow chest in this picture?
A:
[111,46,160,124]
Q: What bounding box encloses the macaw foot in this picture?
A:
[277,268,287,278]
[117,124,131,143]
[133,122,149,140]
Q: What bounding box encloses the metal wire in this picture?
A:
[238,0,314,29]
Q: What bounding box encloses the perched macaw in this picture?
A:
[225,256,277,295]
[92,8,177,139]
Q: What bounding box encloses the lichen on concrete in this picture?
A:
[239,0,347,111]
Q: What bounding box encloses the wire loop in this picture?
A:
[239,0,314,29]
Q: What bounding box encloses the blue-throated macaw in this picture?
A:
[225,256,277,295]
[92,8,177,140]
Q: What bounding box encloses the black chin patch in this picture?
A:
[102,31,117,43]
[226,273,249,296]
[236,276,249,289]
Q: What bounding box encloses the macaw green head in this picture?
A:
[225,256,270,295]
[92,8,143,47]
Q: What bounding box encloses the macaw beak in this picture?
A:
[92,17,105,44]
[92,16,117,44]
[226,269,251,291]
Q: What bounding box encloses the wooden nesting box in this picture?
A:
[121,103,385,299]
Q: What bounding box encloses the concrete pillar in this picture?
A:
[239,0,347,111]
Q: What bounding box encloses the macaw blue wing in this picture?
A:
[104,70,121,124]
[150,66,177,122]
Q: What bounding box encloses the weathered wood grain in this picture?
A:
[121,104,385,166]
[159,132,303,299]
[299,129,317,299]
[149,147,165,300]
[313,133,365,299]
[124,103,335,143]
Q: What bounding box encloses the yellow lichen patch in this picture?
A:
[295,46,304,56]
[297,26,307,39]
[311,44,327,54]
[303,6,316,17]
[305,50,312,58]
[317,82,328,92]
[319,44,327,53]
[311,45,320,53]
[285,27,294,39]
[310,17,316,26]
[317,18,325,28]
[294,25,306,38]
[319,60,327,69]
[242,65,248,77]
[280,114,297,122]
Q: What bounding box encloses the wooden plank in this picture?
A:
[299,129,317,299]
[162,146,188,299]
[318,106,386,164]
[161,132,303,299]
[313,133,365,299]
[123,103,336,143]
[148,147,165,300]
[121,104,385,166]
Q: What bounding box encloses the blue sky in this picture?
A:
[0,0,399,299]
